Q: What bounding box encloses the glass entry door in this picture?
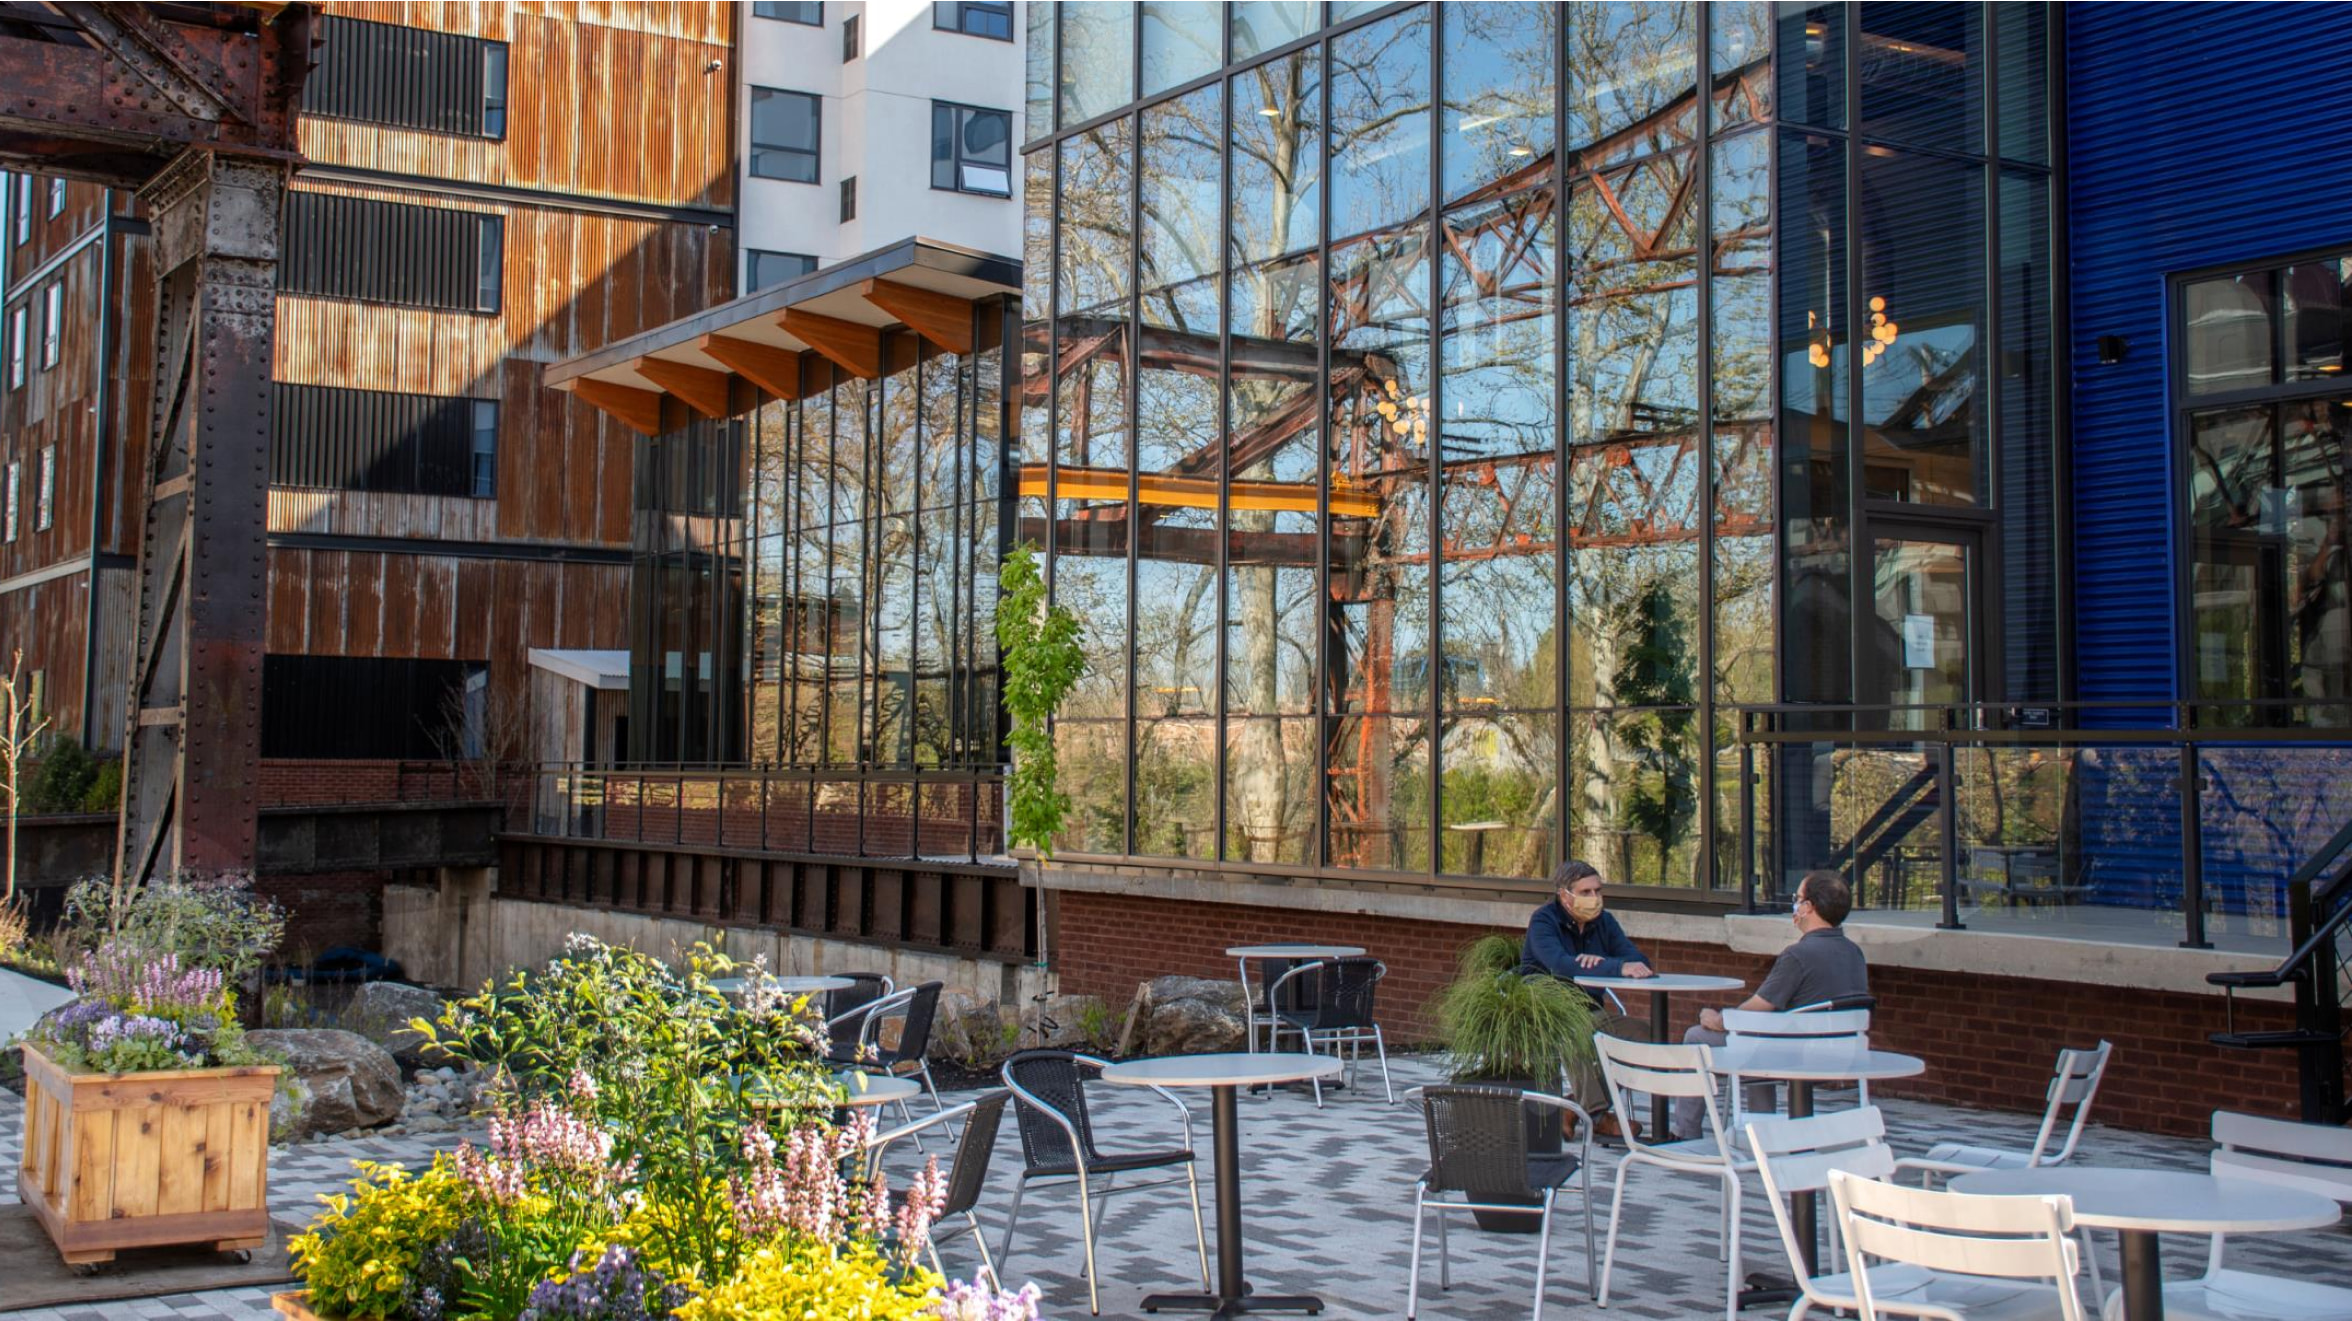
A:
[1870,530,1978,728]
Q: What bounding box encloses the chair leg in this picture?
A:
[1718,1174,1731,1260]
[1533,1188,1556,1321]
[997,1177,1028,1270]
[1184,1158,1212,1292]
[1436,1198,1452,1290]
[968,1211,996,1283]
[1722,1171,1743,1321]
[1599,1157,1632,1309]
[1076,1172,1101,1316]
[898,1096,925,1152]
[1374,1025,1395,1103]
[1307,1031,1324,1109]
[1581,1173,1598,1298]
[920,1061,956,1139]
[927,1239,945,1282]
[1407,1186,1427,1321]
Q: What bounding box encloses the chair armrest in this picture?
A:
[1891,1155,1997,1185]
[1075,1052,1197,1149]
[863,1099,978,1177]
[1520,1090,1598,1174]
[1001,1068,1088,1164]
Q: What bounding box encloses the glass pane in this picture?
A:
[1227,250,1319,735]
[1327,714,1430,871]
[1440,710,1556,878]
[1569,707,1702,886]
[1567,2,1697,163]
[1329,7,1432,242]
[1227,716,1314,862]
[2285,256,2349,382]
[1141,0,1220,95]
[1059,1,1136,125]
[1441,2,1556,207]
[1056,720,1128,852]
[2185,272,2275,396]
[1023,151,1052,323]
[1229,49,1321,263]
[1136,717,1216,857]
[1711,0,1772,129]
[1025,1,1055,139]
[1330,0,1389,22]
[1860,148,1983,507]
[1778,128,1850,705]
[1778,4,1844,130]
[1140,84,1222,331]
[1995,1,2047,163]
[1713,129,1774,705]
[1057,119,1132,315]
[1998,171,2058,702]
[1859,2,1981,153]
[873,513,915,765]
[1231,1,1315,59]
[1872,537,1970,729]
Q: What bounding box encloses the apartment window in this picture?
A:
[748,249,818,291]
[842,13,860,61]
[839,175,857,222]
[39,281,60,368]
[4,462,17,542]
[305,15,511,138]
[931,102,1012,196]
[280,193,504,314]
[749,88,821,183]
[272,383,501,498]
[6,307,22,389]
[11,174,26,246]
[262,655,484,758]
[754,1,821,22]
[33,445,51,531]
[934,1,1012,40]
[45,176,63,218]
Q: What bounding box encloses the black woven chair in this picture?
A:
[999,1049,1210,1315]
[823,972,895,1058]
[837,981,952,1143]
[1407,1085,1597,1321]
[864,1089,1011,1281]
[1249,956,1319,1052]
[1268,957,1395,1106]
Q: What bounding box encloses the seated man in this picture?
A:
[1672,868,1869,1139]
[1521,859,1654,1135]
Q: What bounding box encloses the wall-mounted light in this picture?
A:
[2097,335,2130,365]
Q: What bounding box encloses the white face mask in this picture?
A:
[1792,894,1808,918]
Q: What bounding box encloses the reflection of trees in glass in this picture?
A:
[1605,583,1697,877]
[1328,8,1430,241]
[1442,3,1556,206]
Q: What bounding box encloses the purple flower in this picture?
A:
[518,1245,686,1321]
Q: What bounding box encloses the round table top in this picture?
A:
[1950,1168,2342,1234]
[708,974,855,995]
[1226,944,1365,960]
[1575,972,1747,993]
[833,1071,921,1108]
[1100,1052,1346,1089]
[1707,1039,1926,1083]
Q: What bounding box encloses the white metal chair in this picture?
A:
[1723,1006,1872,1126]
[1747,1107,1937,1320]
[1404,1085,1597,1321]
[2097,1111,2352,1321]
[1594,1035,1753,1321]
[1827,1168,2088,1321]
[1899,1042,2113,1187]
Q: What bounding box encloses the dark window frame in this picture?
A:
[754,1,822,24]
[45,175,63,219]
[279,192,505,315]
[38,281,60,369]
[843,12,861,61]
[749,86,823,184]
[304,14,511,141]
[11,174,27,246]
[271,381,503,500]
[748,249,819,291]
[839,175,857,222]
[6,305,22,388]
[934,0,1014,42]
[931,100,1014,197]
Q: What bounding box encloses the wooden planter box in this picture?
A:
[14,1043,278,1265]
[271,1292,342,1321]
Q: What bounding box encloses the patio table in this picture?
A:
[707,973,856,997]
[1101,1051,1344,1318]
[1951,1167,2341,1321]
[1573,971,1745,1134]
[832,1070,920,1110]
[1707,1040,1924,1302]
[1227,944,1365,1055]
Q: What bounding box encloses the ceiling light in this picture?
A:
[1257,106,1282,117]
[1507,145,1534,158]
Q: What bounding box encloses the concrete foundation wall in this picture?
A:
[385,873,1046,1007]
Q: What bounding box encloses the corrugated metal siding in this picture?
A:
[2067,2,2352,717]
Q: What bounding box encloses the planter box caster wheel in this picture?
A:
[220,1248,254,1265]
[68,1260,111,1277]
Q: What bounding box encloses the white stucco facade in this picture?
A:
[735,0,1024,286]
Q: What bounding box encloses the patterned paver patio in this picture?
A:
[5,1054,2348,1320]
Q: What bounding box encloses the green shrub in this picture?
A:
[674,1240,941,1321]
[79,758,120,813]
[1434,935,1597,1087]
[22,740,99,815]
[288,1159,471,1320]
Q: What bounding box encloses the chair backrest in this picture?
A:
[1001,1049,1098,1173]
[1827,1170,2084,1321]
[826,973,894,1054]
[1306,958,1384,1029]
[1262,956,1320,1015]
[2211,1109,2352,1204]
[1594,1035,1726,1155]
[1794,994,1879,1013]
[938,1089,1011,1218]
[2024,1040,2112,1167]
[886,980,945,1064]
[1724,1006,1871,1041]
[1745,1108,1898,1307]
[1417,1084,1541,1199]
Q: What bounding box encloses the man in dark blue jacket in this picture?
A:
[1522,859,1654,1135]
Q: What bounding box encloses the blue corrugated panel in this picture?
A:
[2067,2,2352,721]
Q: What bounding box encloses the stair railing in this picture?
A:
[2207,813,2352,1123]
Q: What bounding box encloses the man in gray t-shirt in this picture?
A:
[1670,869,1871,1139]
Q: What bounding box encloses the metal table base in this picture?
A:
[1141,1085,1324,1318]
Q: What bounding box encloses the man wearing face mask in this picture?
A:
[1669,868,1870,1139]
[1521,859,1654,1136]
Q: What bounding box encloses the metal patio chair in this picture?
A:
[1405,1084,1597,1321]
[865,1089,1013,1283]
[823,971,895,1059]
[1267,956,1395,1105]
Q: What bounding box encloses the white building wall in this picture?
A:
[735,0,1023,288]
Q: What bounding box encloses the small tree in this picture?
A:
[0,648,49,903]
[997,543,1086,857]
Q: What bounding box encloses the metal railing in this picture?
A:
[2208,815,2352,1124]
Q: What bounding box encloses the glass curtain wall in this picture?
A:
[1022,1,2053,890]
[629,413,745,764]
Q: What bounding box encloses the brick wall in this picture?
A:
[1052,889,2302,1138]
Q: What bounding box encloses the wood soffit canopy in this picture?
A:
[544,236,1017,436]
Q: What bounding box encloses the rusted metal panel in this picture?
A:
[305,549,347,653]
[342,550,384,654]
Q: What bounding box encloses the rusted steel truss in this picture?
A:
[0,4,310,882]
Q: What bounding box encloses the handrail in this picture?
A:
[2209,840,2352,990]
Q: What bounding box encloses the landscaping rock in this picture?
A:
[1020,992,1111,1051]
[250,1028,403,1137]
[338,980,450,1071]
[1121,975,1249,1057]
[934,989,1016,1069]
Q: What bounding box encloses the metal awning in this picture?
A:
[544,235,1019,435]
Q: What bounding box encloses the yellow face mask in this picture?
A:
[1566,892,1604,922]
